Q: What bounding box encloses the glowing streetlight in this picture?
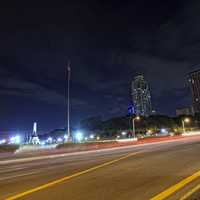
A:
[184,118,190,123]
[89,134,94,139]
[147,129,152,134]
[121,131,127,136]
[47,137,53,143]
[182,118,190,134]
[10,135,21,144]
[57,138,63,143]
[0,139,6,144]
[135,116,140,121]
[75,131,83,142]
[132,116,140,139]
[161,128,167,134]
[40,141,45,146]
[64,134,68,141]
[84,137,88,141]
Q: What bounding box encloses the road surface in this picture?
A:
[1,136,200,200]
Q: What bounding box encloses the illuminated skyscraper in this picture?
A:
[131,75,152,116]
[188,69,200,114]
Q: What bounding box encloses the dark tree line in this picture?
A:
[80,114,198,136]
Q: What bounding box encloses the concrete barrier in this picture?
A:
[15,144,57,154]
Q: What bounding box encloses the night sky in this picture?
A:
[0,0,199,132]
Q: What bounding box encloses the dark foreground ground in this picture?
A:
[1,136,200,200]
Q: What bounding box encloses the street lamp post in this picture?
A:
[182,118,190,134]
[132,118,135,138]
[132,116,140,139]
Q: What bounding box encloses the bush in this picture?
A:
[0,144,20,153]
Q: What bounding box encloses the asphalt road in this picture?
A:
[1,136,200,200]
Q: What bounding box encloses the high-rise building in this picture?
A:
[176,106,194,116]
[131,75,152,116]
[188,69,200,114]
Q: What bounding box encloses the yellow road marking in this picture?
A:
[150,170,200,200]
[6,151,140,200]
[180,183,200,200]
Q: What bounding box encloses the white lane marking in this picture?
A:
[0,166,27,174]
[0,136,199,165]
[179,183,200,200]
[0,171,39,181]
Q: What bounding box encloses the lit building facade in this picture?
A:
[131,75,152,116]
[188,69,200,114]
[176,106,194,116]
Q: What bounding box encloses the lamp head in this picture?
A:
[135,116,140,120]
[184,118,190,123]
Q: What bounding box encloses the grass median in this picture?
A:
[0,144,20,153]
[56,141,118,151]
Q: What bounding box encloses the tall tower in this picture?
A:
[131,75,152,116]
[188,69,200,114]
[29,122,40,144]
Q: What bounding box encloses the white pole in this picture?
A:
[67,61,70,139]
[132,118,135,138]
[182,120,185,134]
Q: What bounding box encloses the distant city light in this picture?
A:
[0,139,6,144]
[121,131,127,136]
[64,134,68,141]
[161,128,167,134]
[84,137,88,141]
[116,135,120,139]
[40,141,46,146]
[57,138,63,143]
[96,136,100,140]
[75,131,83,142]
[47,137,53,143]
[89,134,94,139]
[10,135,21,144]
[15,135,21,144]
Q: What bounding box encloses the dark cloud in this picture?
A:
[0,0,199,131]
